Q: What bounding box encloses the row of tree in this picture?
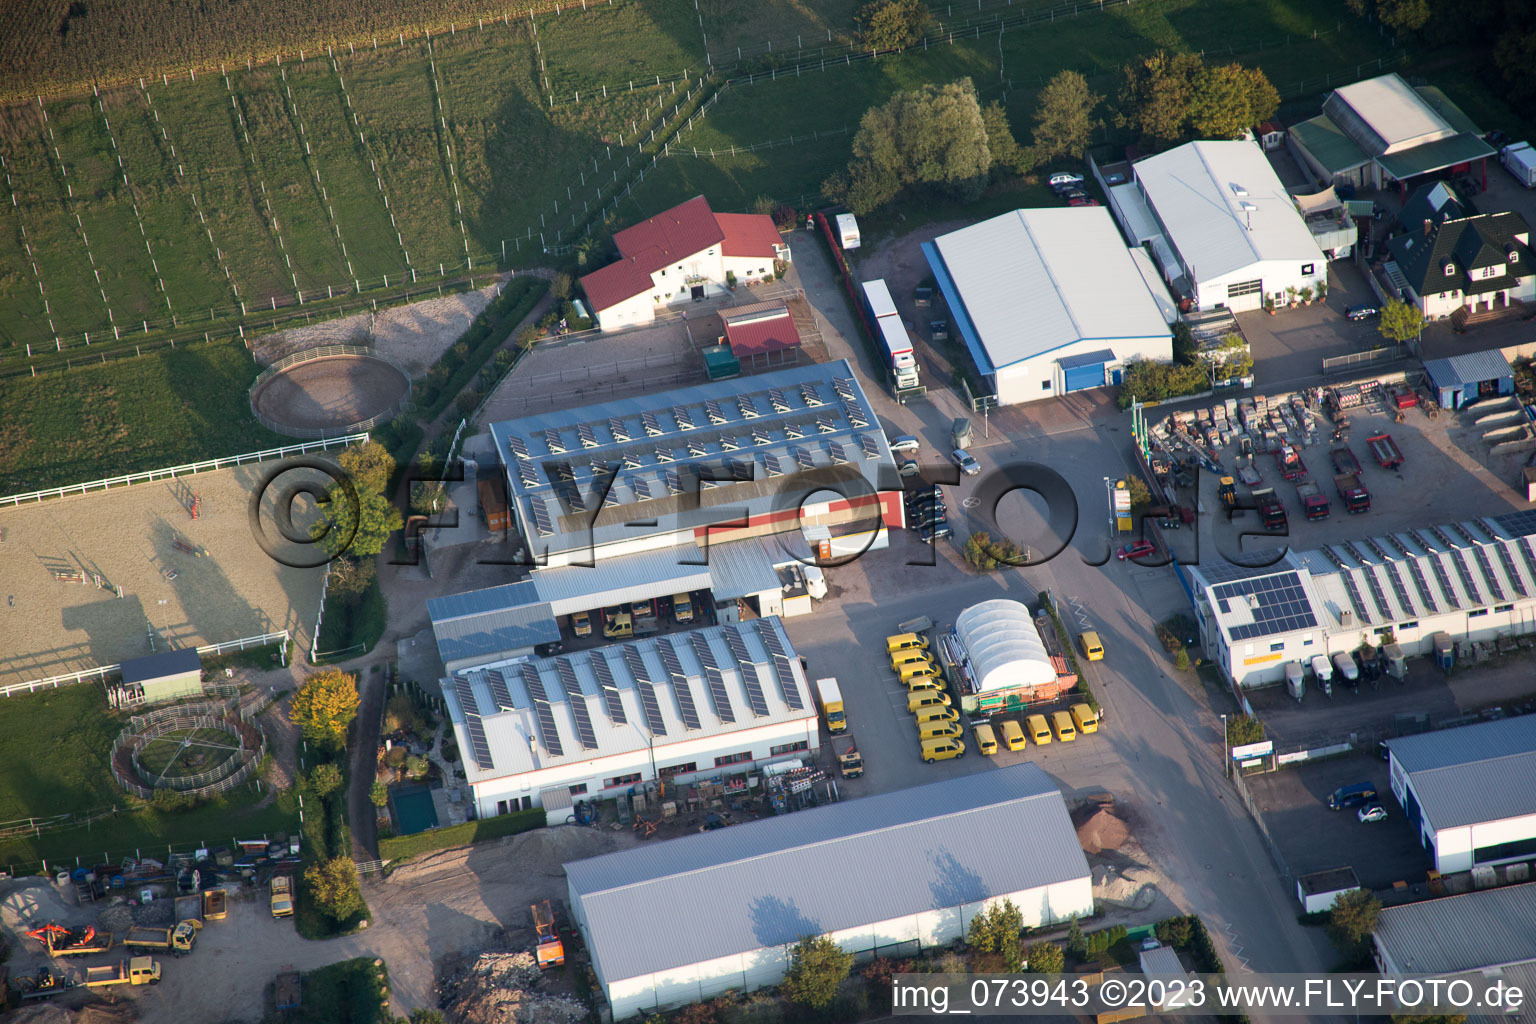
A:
[824,47,1280,215]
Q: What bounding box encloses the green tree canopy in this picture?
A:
[370,779,389,808]
[326,556,376,599]
[1026,940,1065,973]
[307,762,343,798]
[857,0,932,49]
[1329,889,1382,951]
[335,440,395,496]
[305,855,365,923]
[1031,70,1103,164]
[968,899,1025,972]
[290,669,361,751]
[831,78,992,215]
[1190,63,1280,140]
[981,101,1030,177]
[311,483,404,559]
[1118,51,1275,150]
[1379,299,1423,344]
[1226,715,1265,746]
[780,935,855,1008]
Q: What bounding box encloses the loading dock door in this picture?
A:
[1063,362,1105,392]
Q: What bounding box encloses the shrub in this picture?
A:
[1026,941,1064,973]
[1174,648,1191,670]
[781,935,855,1009]
[404,754,428,779]
[385,747,408,768]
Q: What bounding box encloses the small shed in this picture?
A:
[701,344,740,381]
[1423,351,1515,409]
[1296,866,1361,913]
[120,649,203,703]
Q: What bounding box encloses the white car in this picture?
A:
[888,435,921,453]
[1048,172,1084,189]
[952,449,980,476]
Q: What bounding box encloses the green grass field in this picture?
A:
[0,685,297,872]
[0,343,285,493]
[135,728,244,779]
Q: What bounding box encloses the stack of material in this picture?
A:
[440,951,588,1024]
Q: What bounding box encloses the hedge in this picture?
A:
[415,276,548,421]
[379,808,545,862]
[1037,591,1098,712]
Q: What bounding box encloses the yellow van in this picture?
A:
[898,661,939,684]
[973,723,998,756]
[908,690,952,713]
[886,632,930,654]
[918,719,963,741]
[602,608,632,639]
[891,649,935,672]
[1052,710,1077,742]
[1026,714,1052,745]
[905,675,944,693]
[570,610,593,638]
[914,705,959,726]
[1000,720,1027,751]
[1078,631,1105,662]
[920,736,966,763]
[1071,703,1099,734]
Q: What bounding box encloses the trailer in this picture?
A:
[1329,445,1362,476]
[202,887,228,921]
[275,967,303,1011]
[1502,142,1536,188]
[29,924,114,958]
[176,893,203,926]
[1366,433,1404,469]
[12,968,78,1002]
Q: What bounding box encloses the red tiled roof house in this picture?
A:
[580,196,789,332]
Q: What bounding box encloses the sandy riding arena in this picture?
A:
[250,352,411,435]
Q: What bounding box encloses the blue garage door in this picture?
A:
[1059,349,1115,393]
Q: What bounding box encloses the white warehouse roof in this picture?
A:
[1326,73,1455,156]
[953,599,1057,693]
[1134,140,1326,282]
[1388,715,1536,829]
[925,207,1172,370]
[566,762,1090,983]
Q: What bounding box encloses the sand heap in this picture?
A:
[1076,807,1130,855]
[440,951,588,1024]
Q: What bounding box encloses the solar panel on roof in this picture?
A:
[738,393,761,419]
[623,648,667,735]
[609,417,632,442]
[1383,561,1417,616]
[641,411,663,436]
[519,663,565,757]
[686,439,706,457]
[553,462,576,483]
[843,402,869,429]
[517,463,541,487]
[631,476,651,501]
[508,436,531,460]
[1337,571,1369,624]
[1404,556,1440,613]
[658,638,685,679]
[655,446,675,463]
[1498,509,1536,537]
[832,377,855,401]
[768,387,790,413]
[590,653,626,724]
[784,422,805,439]
[815,415,837,433]
[621,452,643,470]
[828,442,848,465]
[568,691,598,749]
[755,619,787,657]
[752,429,771,446]
[769,653,803,709]
[1511,538,1536,596]
[1213,573,1318,640]
[857,433,880,460]
[705,399,727,425]
[763,453,783,477]
[673,405,695,430]
[484,669,514,710]
[1345,541,1373,564]
[452,676,494,770]
[577,422,599,448]
[1427,552,1463,608]
[792,445,814,470]
[1446,545,1485,603]
[554,658,580,696]
[1468,543,1506,601]
[529,497,554,536]
[544,428,566,454]
[721,628,751,666]
[720,435,741,451]
[664,469,683,495]
[1361,566,1393,621]
[563,487,586,514]
[800,382,824,407]
[671,676,702,730]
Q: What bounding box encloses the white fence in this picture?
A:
[0,435,369,507]
[248,346,412,439]
[0,630,290,700]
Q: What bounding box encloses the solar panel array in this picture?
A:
[623,647,667,735]
[857,433,880,459]
[763,453,783,477]
[843,402,869,429]
[705,399,727,425]
[519,663,564,757]
[1427,552,1462,609]
[752,429,771,446]
[739,393,761,419]
[484,669,514,710]
[800,382,824,407]
[832,377,856,401]
[610,417,632,442]
[452,675,494,770]
[768,388,790,412]
[508,436,531,460]
[754,620,803,710]
[720,435,741,451]
[1213,572,1319,639]
[517,462,540,487]
[1337,570,1369,623]
[664,469,683,495]
[1404,555,1441,613]
[1361,566,1393,622]
[631,476,651,500]
[784,421,805,439]
[828,442,848,465]
[1382,561,1417,616]
[673,405,695,430]
[655,446,675,463]
[545,428,566,454]
[686,634,735,723]
[530,497,554,536]
[1468,543,1506,601]
[553,660,599,750]
[642,411,663,436]
[591,652,626,724]
[574,422,595,448]
[1516,537,1536,595]
[657,637,685,680]
[815,415,837,433]
[1491,537,1529,597]
[793,445,814,470]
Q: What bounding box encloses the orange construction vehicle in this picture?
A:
[531,900,565,969]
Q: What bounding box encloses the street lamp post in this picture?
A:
[1220,713,1229,779]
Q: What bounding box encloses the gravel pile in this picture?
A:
[440,951,587,1024]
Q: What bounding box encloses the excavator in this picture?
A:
[531,900,565,969]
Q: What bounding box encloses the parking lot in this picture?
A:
[1242,752,1430,891]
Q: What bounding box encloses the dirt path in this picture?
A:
[348,666,385,860]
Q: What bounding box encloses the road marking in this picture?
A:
[1068,595,1093,630]
[1220,920,1253,972]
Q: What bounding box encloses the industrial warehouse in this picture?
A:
[563,762,1093,1020]
[1182,511,1536,687]
[441,617,817,820]
[1385,716,1536,874]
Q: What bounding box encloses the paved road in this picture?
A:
[784,234,1338,996]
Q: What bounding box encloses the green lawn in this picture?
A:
[295,958,392,1024]
[135,728,244,779]
[0,343,285,493]
[0,685,298,873]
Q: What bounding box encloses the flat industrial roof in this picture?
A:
[1376,882,1536,974]
[1326,74,1456,156]
[566,762,1089,982]
[1388,716,1536,829]
[923,207,1170,371]
[1134,140,1327,283]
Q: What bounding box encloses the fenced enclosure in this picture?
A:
[111,699,267,800]
[248,345,412,438]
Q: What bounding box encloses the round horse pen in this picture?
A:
[249,345,411,438]
[111,702,267,800]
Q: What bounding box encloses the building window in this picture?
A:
[1301,263,1315,276]
[1475,836,1536,864]
[660,270,666,277]
[1041,381,1052,390]
[1496,604,1513,613]
[604,772,642,789]
[1269,642,1285,652]
[1303,637,1315,646]
[658,762,696,778]
[1399,621,1418,630]
[1469,608,1488,618]
[714,751,752,767]
[770,741,810,756]
[568,783,588,796]
[496,800,508,815]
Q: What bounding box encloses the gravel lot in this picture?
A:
[0,461,329,688]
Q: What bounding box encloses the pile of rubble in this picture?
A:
[439,951,588,1024]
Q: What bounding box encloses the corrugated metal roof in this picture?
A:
[1388,716,1536,829]
[1135,140,1327,283]
[1127,247,1179,324]
[1377,133,1497,181]
[566,762,1089,982]
[1375,882,1536,974]
[954,599,1056,693]
[429,588,560,665]
[1326,74,1454,156]
[529,547,712,615]
[119,648,201,684]
[1289,115,1372,175]
[1424,351,1514,392]
[706,537,784,599]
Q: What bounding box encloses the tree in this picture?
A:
[968,900,1024,972]
[1189,63,1280,141]
[1031,70,1103,165]
[550,272,573,300]
[290,669,361,751]
[327,556,376,599]
[308,762,343,798]
[1026,940,1064,974]
[1329,889,1382,952]
[305,855,365,922]
[1066,915,1087,959]
[857,0,932,50]
[370,779,389,807]
[780,935,854,1008]
[311,483,404,559]
[1376,0,1432,31]
[980,101,1030,177]
[1379,299,1423,345]
[1226,715,1264,746]
[411,452,447,516]
[335,440,395,496]
[1116,50,1203,149]
[1494,29,1536,107]
[837,79,992,215]
[1126,476,1151,512]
